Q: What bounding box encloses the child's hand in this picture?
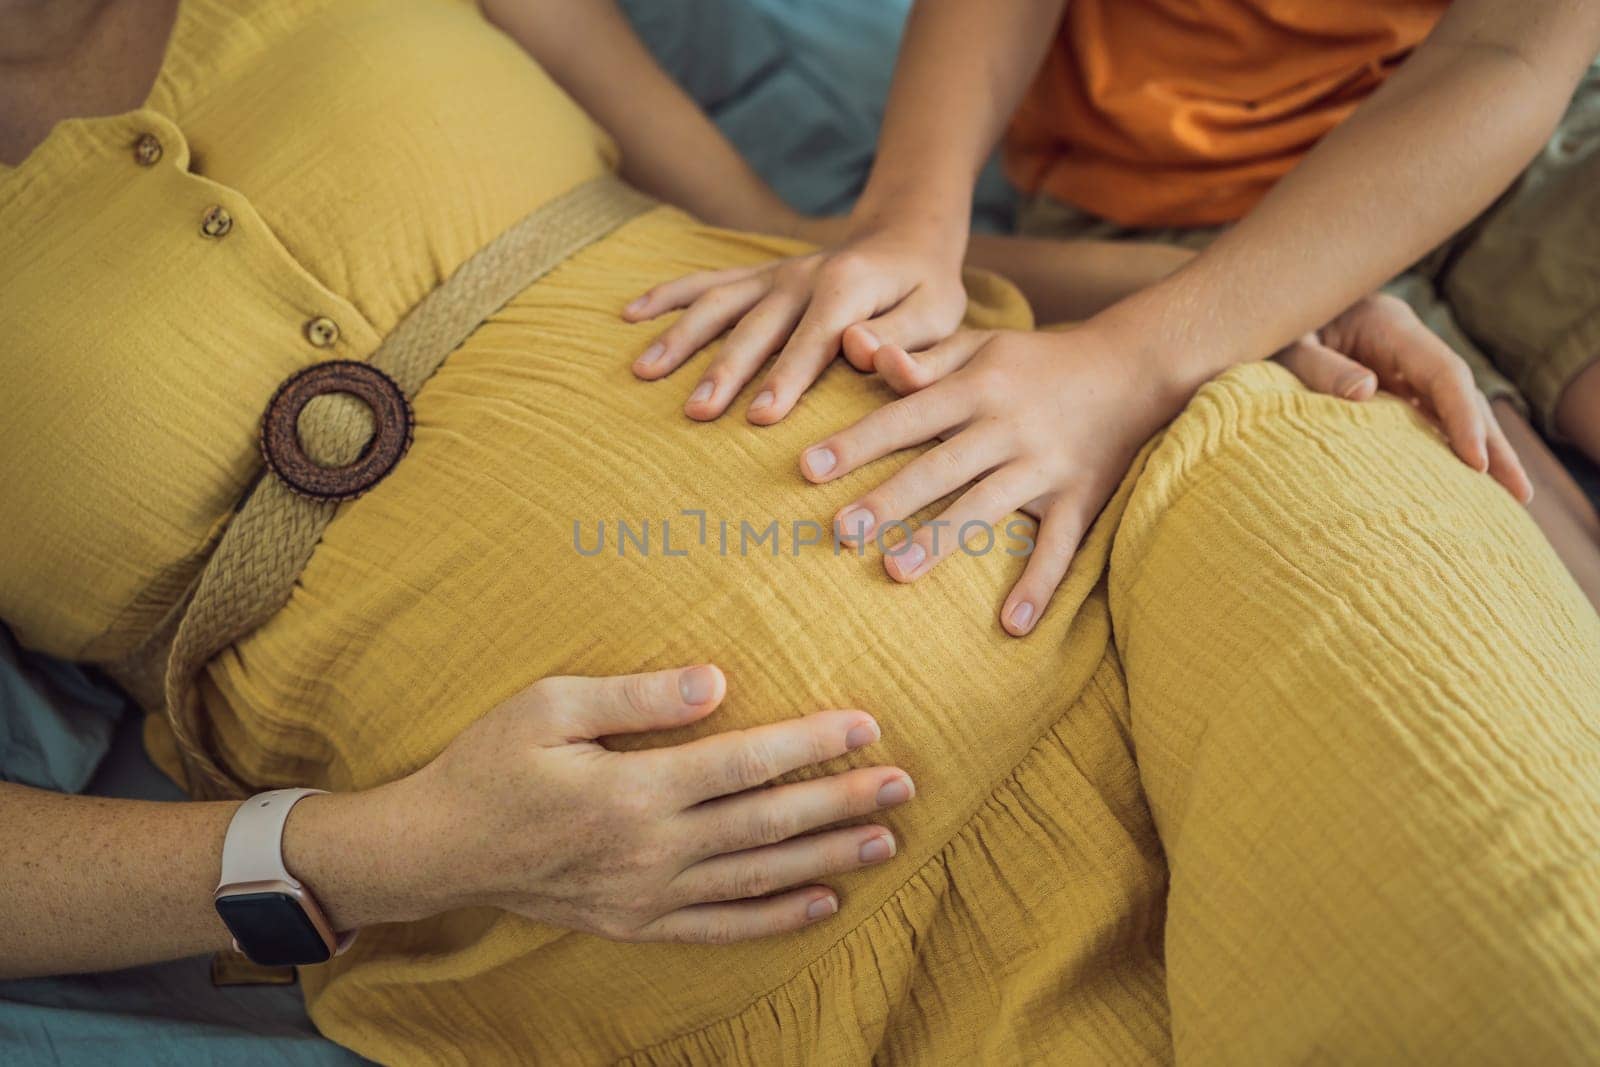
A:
[798,325,1182,637]
[801,294,1532,640]
[622,218,967,425]
[1272,294,1531,503]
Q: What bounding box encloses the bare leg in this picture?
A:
[1492,396,1600,611]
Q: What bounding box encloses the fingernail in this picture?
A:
[806,895,839,921]
[859,835,896,864]
[751,390,774,410]
[855,327,880,352]
[804,447,837,478]
[1007,601,1035,632]
[636,342,665,369]
[689,380,714,404]
[876,776,913,807]
[845,718,880,750]
[836,506,873,542]
[1339,375,1373,400]
[893,542,927,576]
[624,296,648,316]
[678,665,717,704]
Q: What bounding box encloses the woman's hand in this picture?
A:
[800,324,1182,638]
[401,664,912,943]
[1273,293,1531,503]
[623,216,968,425]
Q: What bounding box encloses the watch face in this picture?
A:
[215,891,333,967]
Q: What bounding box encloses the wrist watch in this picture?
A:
[213,788,357,967]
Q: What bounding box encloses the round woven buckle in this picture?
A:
[259,361,414,502]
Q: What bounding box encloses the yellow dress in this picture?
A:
[2,1,1598,1063]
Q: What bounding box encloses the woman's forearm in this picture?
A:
[1,666,917,976]
[964,235,1194,324]
[1116,0,1600,392]
[0,781,427,979]
[854,0,1065,236]
[481,0,801,235]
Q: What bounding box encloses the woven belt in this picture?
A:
[139,174,653,799]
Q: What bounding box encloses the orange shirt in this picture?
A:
[1005,0,1449,227]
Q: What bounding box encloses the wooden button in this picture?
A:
[259,361,414,501]
[201,206,234,238]
[304,316,340,348]
[133,133,163,167]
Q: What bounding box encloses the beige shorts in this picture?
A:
[1017,65,1600,438]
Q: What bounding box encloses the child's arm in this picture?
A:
[940,235,1535,505]
[621,0,1067,422]
[629,0,1599,417]
[1102,0,1600,403]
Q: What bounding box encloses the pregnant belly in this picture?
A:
[197,208,1108,1047]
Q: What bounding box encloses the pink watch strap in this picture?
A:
[218,788,357,954]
